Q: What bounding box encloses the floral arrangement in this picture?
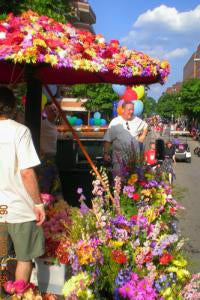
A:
[3,280,58,299]
[50,164,199,300]
[0,10,170,83]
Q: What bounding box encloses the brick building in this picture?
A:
[165,82,182,94]
[183,44,200,80]
[70,0,96,33]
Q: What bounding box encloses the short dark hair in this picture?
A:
[122,101,134,109]
[0,86,16,116]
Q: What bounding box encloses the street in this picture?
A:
[174,138,200,273]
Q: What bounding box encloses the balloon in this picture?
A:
[75,118,83,126]
[94,112,101,119]
[70,116,77,126]
[118,99,124,107]
[43,85,57,99]
[94,118,101,126]
[89,118,95,126]
[117,106,123,116]
[41,94,47,110]
[112,101,118,117]
[100,119,107,126]
[133,100,144,117]
[122,87,137,101]
[132,85,145,100]
[112,84,126,96]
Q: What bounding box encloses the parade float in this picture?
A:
[0,10,199,300]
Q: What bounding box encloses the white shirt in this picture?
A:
[40,118,58,155]
[104,116,148,163]
[0,119,40,223]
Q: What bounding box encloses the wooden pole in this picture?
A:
[44,84,115,205]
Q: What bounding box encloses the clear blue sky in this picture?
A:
[89,0,200,99]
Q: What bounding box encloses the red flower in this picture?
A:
[132,193,140,201]
[139,180,147,187]
[159,253,173,265]
[111,250,127,264]
[144,251,153,263]
[169,207,176,215]
[130,215,137,224]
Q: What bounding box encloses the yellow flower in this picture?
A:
[128,174,138,185]
[33,38,47,48]
[141,189,152,197]
[145,207,156,223]
[109,240,124,248]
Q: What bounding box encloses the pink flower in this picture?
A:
[3,281,15,294]
[13,280,29,294]
[41,193,55,205]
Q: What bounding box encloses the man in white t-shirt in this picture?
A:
[0,87,45,283]
[103,102,148,178]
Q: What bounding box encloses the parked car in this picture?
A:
[175,143,191,163]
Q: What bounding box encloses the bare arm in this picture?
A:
[20,168,42,204]
[103,141,111,161]
[138,127,148,143]
[20,168,45,225]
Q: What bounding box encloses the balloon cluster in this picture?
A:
[66,115,83,126]
[89,112,107,126]
[112,84,145,117]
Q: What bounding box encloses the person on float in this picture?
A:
[103,101,148,178]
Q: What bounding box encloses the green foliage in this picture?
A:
[68,208,97,243]
[143,96,157,117]
[156,92,183,119]
[179,79,200,118]
[69,83,118,118]
[120,194,138,218]
[0,0,72,23]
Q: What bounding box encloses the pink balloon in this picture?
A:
[117,99,124,107]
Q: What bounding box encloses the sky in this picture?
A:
[89,0,200,100]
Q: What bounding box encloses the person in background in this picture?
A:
[144,142,157,166]
[38,102,62,197]
[162,140,176,185]
[172,135,180,145]
[103,102,148,178]
[0,86,45,283]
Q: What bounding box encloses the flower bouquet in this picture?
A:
[57,163,200,300]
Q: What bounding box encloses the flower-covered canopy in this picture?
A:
[0,10,170,85]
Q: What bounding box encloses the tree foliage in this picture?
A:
[156,92,183,119]
[0,0,72,23]
[69,84,118,118]
[179,79,200,118]
[143,96,157,117]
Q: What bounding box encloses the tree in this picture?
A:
[179,79,200,119]
[156,92,183,119]
[0,0,72,23]
[143,96,157,117]
[68,83,118,119]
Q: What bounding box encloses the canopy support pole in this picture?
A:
[44,84,115,206]
[25,67,42,154]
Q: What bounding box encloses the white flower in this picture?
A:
[0,32,6,39]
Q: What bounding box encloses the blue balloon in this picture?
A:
[133,100,144,117]
[94,112,101,119]
[75,118,83,126]
[89,118,95,126]
[112,84,126,96]
[100,119,107,126]
[112,100,118,117]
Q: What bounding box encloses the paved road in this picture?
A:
[174,138,200,273]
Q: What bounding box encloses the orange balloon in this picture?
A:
[117,106,123,115]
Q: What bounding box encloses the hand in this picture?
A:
[138,136,145,143]
[34,206,45,226]
[104,153,111,162]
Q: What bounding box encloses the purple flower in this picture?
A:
[77,187,83,194]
